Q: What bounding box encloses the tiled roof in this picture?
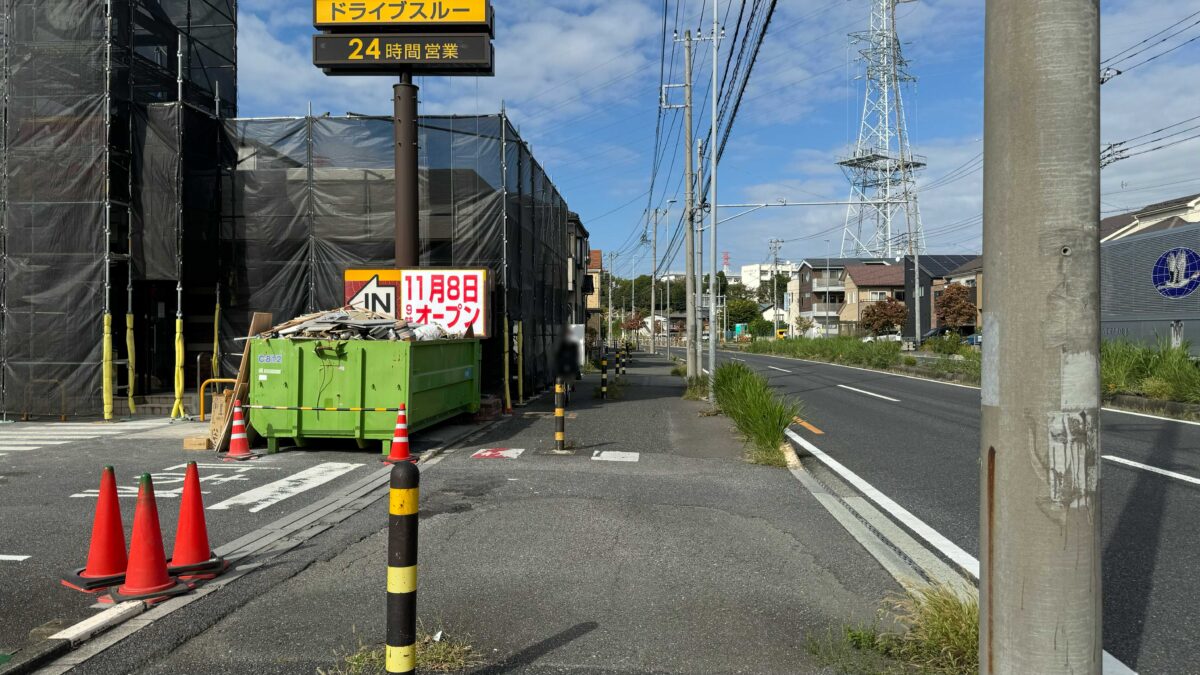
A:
[588,249,603,270]
[845,264,905,287]
[1100,213,1136,240]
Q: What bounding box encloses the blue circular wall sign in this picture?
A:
[1153,247,1200,299]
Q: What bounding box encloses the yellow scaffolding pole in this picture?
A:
[102,314,114,421]
[125,313,136,415]
[170,317,186,418]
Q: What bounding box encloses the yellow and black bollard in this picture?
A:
[387,462,419,674]
[619,350,627,376]
[600,354,608,400]
[555,377,567,452]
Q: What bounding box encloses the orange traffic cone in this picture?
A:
[224,400,256,462]
[62,466,127,592]
[167,462,228,580]
[109,474,190,604]
[384,404,415,464]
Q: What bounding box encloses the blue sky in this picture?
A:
[240,0,1200,279]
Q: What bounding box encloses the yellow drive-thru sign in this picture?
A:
[314,0,490,29]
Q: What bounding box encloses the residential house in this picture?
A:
[840,265,907,335]
[585,248,604,338]
[788,257,892,336]
[567,214,592,327]
[902,255,979,339]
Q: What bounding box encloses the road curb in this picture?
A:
[0,637,71,675]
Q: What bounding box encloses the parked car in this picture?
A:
[862,333,903,343]
[962,333,983,347]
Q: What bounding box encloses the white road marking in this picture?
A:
[163,463,281,472]
[592,451,640,462]
[786,429,1137,675]
[0,440,71,446]
[731,357,745,362]
[0,554,30,561]
[767,366,792,374]
[1101,406,1200,427]
[207,463,362,513]
[787,429,977,575]
[1104,455,1200,486]
[836,384,900,402]
[0,445,41,451]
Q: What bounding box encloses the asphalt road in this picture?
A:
[720,349,1200,675]
[83,357,900,674]
[0,415,463,659]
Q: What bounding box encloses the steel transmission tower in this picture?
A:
[839,0,925,258]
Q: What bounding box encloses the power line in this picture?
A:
[1102,10,1200,66]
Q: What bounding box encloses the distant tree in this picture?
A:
[935,284,977,330]
[621,312,644,331]
[726,282,754,302]
[861,298,908,335]
[794,316,816,336]
[726,299,760,326]
[756,272,793,306]
[748,318,774,337]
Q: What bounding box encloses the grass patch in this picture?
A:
[670,364,687,377]
[1102,339,1200,403]
[683,375,709,400]
[320,627,480,674]
[810,584,979,675]
[712,363,800,466]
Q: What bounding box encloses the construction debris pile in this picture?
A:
[259,308,448,341]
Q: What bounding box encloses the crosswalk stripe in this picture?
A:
[207,463,362,513]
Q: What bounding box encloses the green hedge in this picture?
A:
[744,336,902,370]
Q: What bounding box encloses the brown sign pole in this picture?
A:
[394,70,420,268]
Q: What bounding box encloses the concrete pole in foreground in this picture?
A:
[980,2,1101,674]
[683,32,697,379]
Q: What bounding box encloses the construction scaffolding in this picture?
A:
[220,113,573,396]
[0,0,236,418]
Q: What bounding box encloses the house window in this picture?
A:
[868,290,888,302]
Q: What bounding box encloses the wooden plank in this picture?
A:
[214,312,273,453]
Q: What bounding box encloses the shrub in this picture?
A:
[684,375,709,401]
[923,334,965,356]
[712,363,799,465]
[903,356,918,367]
[744,336,902,370]
[1101,339,1200,403]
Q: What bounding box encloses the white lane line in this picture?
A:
[592,451,640,462]
[1104,455,1200,486]
[0,446,42,451]
[731,357,745,362]
[207,463,362,513]
[787,429,1137,675]
[787,429,977,576]
[0,440,71,446]
[0,554,30,562]
[767,366,792,374]
[0,431,125,437]
[836,384,900,402]
[1102,406,1200,427]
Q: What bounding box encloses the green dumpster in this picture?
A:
[248,338,482,454]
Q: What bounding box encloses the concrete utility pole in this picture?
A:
[769,238,783,336]
[980,2,1101,674]
[650,212,657,355]
[707,0,721,400]
[679,31,698,378]
[607,252,617,349]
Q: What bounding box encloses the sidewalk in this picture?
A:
[120,354,901,674]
